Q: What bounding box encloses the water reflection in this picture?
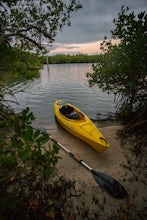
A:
[40,65,50,86]
[8,63,116,128]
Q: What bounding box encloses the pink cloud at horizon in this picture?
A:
[49,39,120,55]
[49,41,101,55]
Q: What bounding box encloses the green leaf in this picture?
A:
[53,144,59,154]
[18,149,32,161]
[22,129,33,141]
[33,129,40,138]
[36,134,49,144]
[40,135,49,144]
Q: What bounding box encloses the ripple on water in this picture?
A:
[7,64,116,128]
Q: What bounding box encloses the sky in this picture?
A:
[48,0,147,55]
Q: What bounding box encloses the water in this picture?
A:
[8,63,116,129]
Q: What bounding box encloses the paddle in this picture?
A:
[40,128,128,199]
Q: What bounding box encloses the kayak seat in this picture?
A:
[68,111,85,120]
[69,111,79,119]
[60,105,74,116]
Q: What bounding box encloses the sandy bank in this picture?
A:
[47,123,146,219]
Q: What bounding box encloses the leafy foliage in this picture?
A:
[87,7,147,116]
[0,44,41,84]
[87,6,147,148]
[41,54,101,64]
[0,106,60,218]
[0,0,82,83]
[0,0,82,52]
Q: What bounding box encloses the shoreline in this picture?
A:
[47,123,146,219]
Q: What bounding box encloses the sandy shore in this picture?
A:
[47,122,147,219]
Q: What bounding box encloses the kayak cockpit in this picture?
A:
[59,105,85,120]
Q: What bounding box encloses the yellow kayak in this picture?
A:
[54,100,110,153]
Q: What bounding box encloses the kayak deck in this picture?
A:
[54,100,110,152]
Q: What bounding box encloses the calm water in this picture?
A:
[9,63,116,129]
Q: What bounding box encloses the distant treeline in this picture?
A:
[40,54,101,64]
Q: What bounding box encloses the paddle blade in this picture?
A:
[92,170,128,199]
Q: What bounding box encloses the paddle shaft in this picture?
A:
[49,135,93,172]
[40,128,128,199]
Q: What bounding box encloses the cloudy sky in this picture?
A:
[49,0,147,55]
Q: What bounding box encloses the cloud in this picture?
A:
[49,41,100,55]
[55,0,147,44]
[49,42,80,51]
[49,39,120,55]
[48,0,147,54]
